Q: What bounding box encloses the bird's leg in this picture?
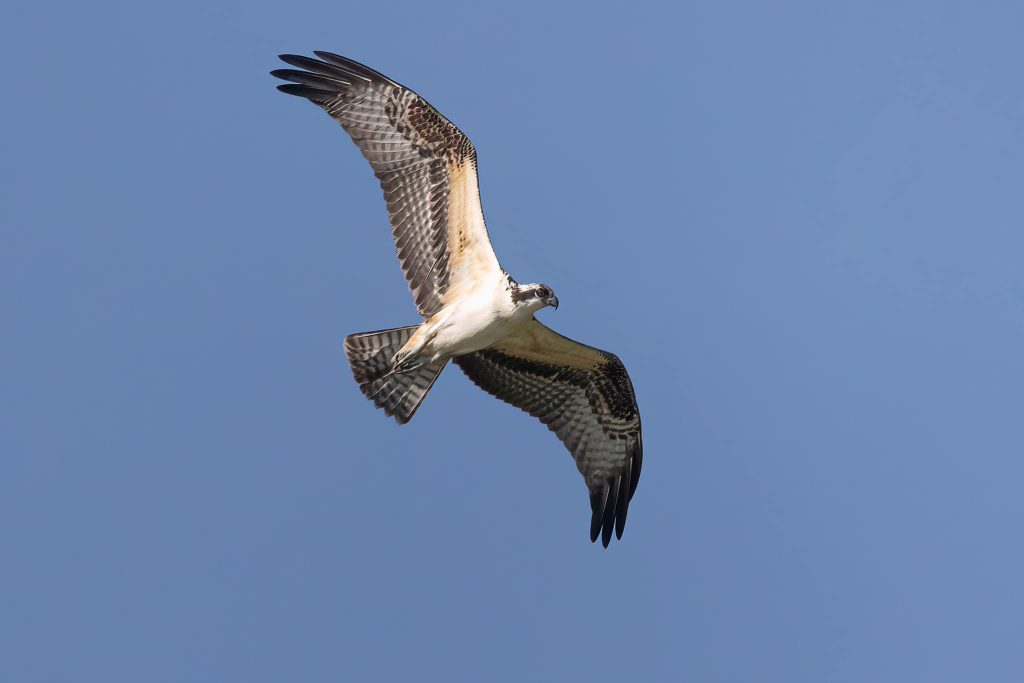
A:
[391,324,433,374]
[391,350,426,374]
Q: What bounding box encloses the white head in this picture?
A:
[511,282,559,314]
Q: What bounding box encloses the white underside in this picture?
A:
[405,277,539,362]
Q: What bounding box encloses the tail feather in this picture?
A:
[344,326,446,424]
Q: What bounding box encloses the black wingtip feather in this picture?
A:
[587,466,639,546]
[601,479,620,548]
[615,506,628,540]
[629,441,643,498]
[275,83,332,101]
[615,477,630,539]
[312,51,385,82]
[589,490,603,543]
[272,68,351,91]
[278,53,338,75]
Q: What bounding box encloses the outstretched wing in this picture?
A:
[272,52,503,318]
[453,320,642,547]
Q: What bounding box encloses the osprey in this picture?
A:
[272,52,643,546]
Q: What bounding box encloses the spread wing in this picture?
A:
[453,320,643,547]
[272,52,503,318]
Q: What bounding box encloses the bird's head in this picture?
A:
[512,282,559,313]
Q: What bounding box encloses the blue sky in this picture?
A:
[3,1,1023,680]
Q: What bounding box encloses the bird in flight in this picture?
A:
[272,52,642,546]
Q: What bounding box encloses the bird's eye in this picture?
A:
[536,287,549,299]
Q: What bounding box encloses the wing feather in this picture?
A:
[454,321,643,547]
[273,52,502,317]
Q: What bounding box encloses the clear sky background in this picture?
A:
[3,1,1023,680]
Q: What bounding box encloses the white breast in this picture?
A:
[422,278,523,359]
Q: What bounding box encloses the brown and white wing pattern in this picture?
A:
[272,52,503,317]
[454,321,642,547]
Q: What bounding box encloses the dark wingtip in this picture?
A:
[313,50,343,62]
[588,473,634,547]
[312,50,395,85]
[615,507,628,540]
[589,484,617,548]
[600,481,618,548]
[312,50,358,68]
[275,83,328,100]
[590,491,603,543]
[278,53,323,70]
[629,438,643,498]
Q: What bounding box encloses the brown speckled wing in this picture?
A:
[453,321,643,547]
[273,52,502,317]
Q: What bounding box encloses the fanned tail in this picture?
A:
[343,326,446,424]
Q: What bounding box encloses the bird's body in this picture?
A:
[273,51,643,546]
[404,274,526,363]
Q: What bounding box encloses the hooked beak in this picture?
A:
[546,295,559,310]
